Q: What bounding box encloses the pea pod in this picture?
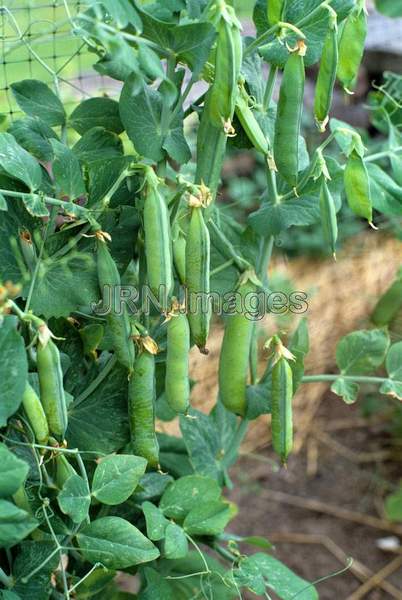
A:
[319,177,338,257]
[165,313,190,414]
[219,282,255,416]
[314,14,338,132]
[337,1,367,93]
[267,0,285,25]
[37,338,68,438]
[143,173,173,309]
[208,4,243,132]
[186,207,211,353]
[172,223,186,285]
[344,149,372,223]
[22,382,49,445]
[129,350,159,468]
[372,271,402,327]
[235,86,270,155]
[97,239,135,373]
[271,357,293,464]
[196,106,227,200]
[274,43,305,188]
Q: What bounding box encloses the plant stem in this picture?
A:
[365,146,402,163]
[0,189,89,216]
[0,567,12,588]
[263,65,278,112]
[302,374,399,385]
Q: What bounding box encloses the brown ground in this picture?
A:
[229,394,402,600]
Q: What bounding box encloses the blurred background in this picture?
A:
[2,0,402,597]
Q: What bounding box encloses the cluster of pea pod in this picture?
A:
[21,0,369,469]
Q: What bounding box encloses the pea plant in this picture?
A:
[1,0,402,598]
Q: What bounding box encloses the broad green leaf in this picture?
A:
[246,380,272,419]
[69,98,124,135]
[58,474,91,524]
[384,342,402,381]
[87,156,132,206]
[375,0,402,17]
[92,454,147,505]
[233,552,318,599]
[163,113,191,164]
[385,485,402,522]
[29,252,99,319]
[0,133,42,191]
[160,475,221,520]
[255,0,354,69]
[138,567,175,600]
[133,472,173,503]
[11,80,65,126]
[120,76,164,162]
[335,329,389,375]
[0,591,21,599]
[20,193,49,217]
[142,501,169,541]
[389,122,402,186]
[369,171,402,217]
[372,271,402,326]
[70,566,116,599]
[100,0,142,30]
[76,516,159,568]
[331,377,360,404]
[380,379,402,401]
[249,194,321,236]
[12,540,59,600]
[0,500,38,548]
[0,316,28,427]
[163,523,188,559]
[0,444,29,497]
[67,365,130,455]
[183,501,232,536]
[179,408,224,480]
[73,127,123,163]
[9,117,58,162]
[50,139,86,200]
[330,118,365,157]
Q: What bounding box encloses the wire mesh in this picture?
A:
[0,0,120,120]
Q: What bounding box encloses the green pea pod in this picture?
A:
[186,207,211,353]
[196,102,227,201]
[267,0,285,25]
[344,150,372,223]
[271,357,293,464]
[129,350,159,468]
[219,282,255,416]
[319,177,338,258]
[165,313,190,414]
[235,86,270,155]
[37,339,68,438]
[208,5,242,131]
[97,240,135,373]
[337,2,367,92]
[172,223,186,285]
[22,382,49,445]
[274,44,305,188]
[372,272,402,327]
[314,15,338,132]
[144,174,173,309]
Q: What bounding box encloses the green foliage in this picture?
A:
[0,0,401,597]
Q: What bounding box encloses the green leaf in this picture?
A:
[380,379,402,401]
[87,156,132,206]
[120,76,164,162]
[330,118,365,157]
[11,80,65,126]
[73,127,123,163]
[0,444,29,497]
[183,501,232,536]
[50,139,86,200]
[21,193,49,217]
[375,0,402,17]
[69,98,124,135]
[379,342,402,400]
[331,377,360,404]
[29,252,99,319]
[138,567,175,600]
[179,408,225,480]
[76,516,159,568]
[162,114,191,164]
[92,454,147,505]
[335,329,390,375]
[0,316,28,427]
[233,552,318,599]
[249,194,321,236]
[58,474,91,524]
[133,472,173,503]
[289,318,310,392]
[67,364,130,455]
[367,163,402,217]
[0,133,42,191]
[12,540,59,600]
[0,500,38,548]
[163,522,188,559]
[160,475,221,520]
[9,117,58,162]
[385,485,402,522]
[0,591,21,599]
[142,501,169,541]
[100,0,142,30]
